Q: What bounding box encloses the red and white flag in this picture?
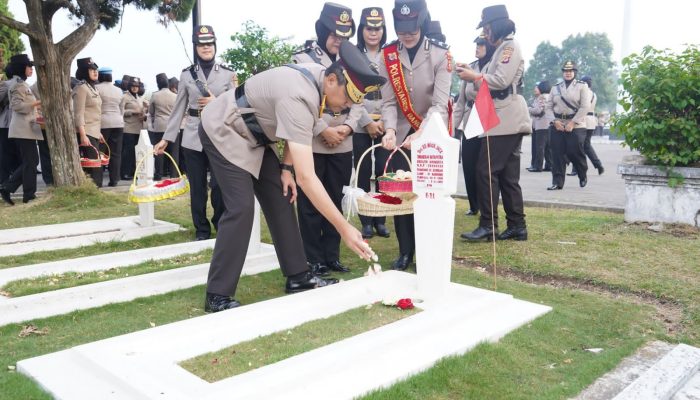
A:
[463,80,501,139]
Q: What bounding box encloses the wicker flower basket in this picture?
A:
[352,144,416,217]
[128,151,190,203]
[100,142,111,166]
[79,144,102,168]
[377,147,413,193]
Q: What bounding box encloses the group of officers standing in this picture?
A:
[0,1,603,313]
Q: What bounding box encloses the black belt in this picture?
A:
[188,108,202,117]
[554,113,575,120]
[587,112,594,116]
[490,86,513,100]
[322,108,350,117]
[235,84,275,147]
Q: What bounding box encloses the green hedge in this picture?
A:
[614,45,700,167]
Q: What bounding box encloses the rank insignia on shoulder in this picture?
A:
[501,46,514,64]
[427,37,449,50]
[315,47,323,56]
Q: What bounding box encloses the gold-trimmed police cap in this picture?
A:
[360,7,385,28]
[318,3,356,38]
[193,25,216,45]
[338,41,387,103]
[561,60,577,71]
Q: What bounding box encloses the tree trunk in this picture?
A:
[30,37,87,187]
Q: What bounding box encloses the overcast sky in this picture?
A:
[8,0,700,91]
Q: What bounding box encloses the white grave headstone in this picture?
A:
[411,112,460,301]
[135,129,155,227]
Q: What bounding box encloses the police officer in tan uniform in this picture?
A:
[454,33,496,217]
[120,76,147,180]
[527,80,555,172]
[293,3,361,276]
[0,54,42,205]
[161,41,384,312]
[96,67,125,186]
[571,75,604,176]
[354,6,391,240]
[73,57,104,188]
[459,5,532,242]
[148,73,177,180]
[0,69,21,189]
[547,61,591,190]
[155,25,236,241]
[379,0,452,270]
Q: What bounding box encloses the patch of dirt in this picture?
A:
[452,257,685,337]
[630,222,699,238]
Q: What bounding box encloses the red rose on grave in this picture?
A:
[396,298,414,310]
[155,179,179,188]
[373,193,402,205]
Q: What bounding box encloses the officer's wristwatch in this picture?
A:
[280,163,295,174]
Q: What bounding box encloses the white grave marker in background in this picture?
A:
[412,112,461,301]
[135,130,155,227]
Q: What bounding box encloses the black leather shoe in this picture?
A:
[108,181,119,187]
[391,254,412,271]
[465,209,478,216]
[597,165,605,175]
[22,194,36,204]
[326,260,350,273]
[361,225,374,239]
[374,223,390,237]
[195,234,210,241]
[567,171,578,176]
[526,167,542,172]
[543,167,551,172]
[460,226,497,241]
[122,175,133,180]
[0,188,14,206]
[580,178,588,188]
[547,185,563,190]
[285,272,338,294]
[497,226,528,241]
[309,262,330,276]
[205,292,241,313]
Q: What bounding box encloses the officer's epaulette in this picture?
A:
[427,37,449,50]
[182,64,195,72]
[382,39,400,49]
[293,40,316,55]
[576,79,586,84]
[218,64,235,72]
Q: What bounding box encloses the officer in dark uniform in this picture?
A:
[155,25,237,241]
[460,5,532,241]
[547,61,590,190]
[176,41,384,312]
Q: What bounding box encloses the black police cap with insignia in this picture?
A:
[129,76,141,87]
[193,25,216,45]
[561,60,577,71]
[9,54,34,67]
[360,7,385,28]
[393,0,429,33]
[477,4,509,29]
[318,3,355,38]
[337,40,387,104]
[76,57,98,70]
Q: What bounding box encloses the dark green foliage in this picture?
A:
[523,33,617,111]
[0,0,24,76]
[220,20,298,84]
[67,0,194,29]
[614,45,700,167]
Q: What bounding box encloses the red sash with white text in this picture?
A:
[383,43,423,132]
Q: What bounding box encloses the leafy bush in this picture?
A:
[614,45,700,167]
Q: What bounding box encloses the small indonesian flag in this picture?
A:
[463,79,501,139]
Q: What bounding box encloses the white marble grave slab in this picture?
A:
[0,239,216,288]
[18,271,551,400]
[0,217,182,257]
[0,244,277,326]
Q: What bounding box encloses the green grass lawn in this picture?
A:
[0,187,697,399]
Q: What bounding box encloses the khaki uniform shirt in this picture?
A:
[149,88,177,132]
[201,64,325,178]
[293,42,361,151]
[548,79,591,129]
[529,93,554,131]
[163,64,236,152]
[453,60,482,132]
[8,77,42,140]
[481,36,532,136]
[379,37,452,144]
[0,80,11,129]
[120,92,147,134]
[96,82,124,129]
[354,49,384,134]
[585,90,597,130]
[72,81,102,139]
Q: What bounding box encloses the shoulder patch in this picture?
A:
[293,47,312,55]
[500,46,514,64]
[427,37,449,50]
[218,64,235,72]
